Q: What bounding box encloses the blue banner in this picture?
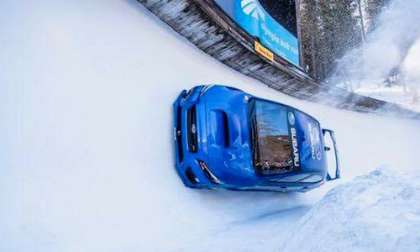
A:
[214,0,300,67]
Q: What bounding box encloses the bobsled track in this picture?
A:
[136,0,420,119]
[1,0,420,251]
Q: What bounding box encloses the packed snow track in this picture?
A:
[1,1,420,251]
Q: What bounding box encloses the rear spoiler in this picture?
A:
[322,129,341,181]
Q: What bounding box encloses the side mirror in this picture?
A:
[323,129,341,181]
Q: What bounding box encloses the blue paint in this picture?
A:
[173,85,339,192]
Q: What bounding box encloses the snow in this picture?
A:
[402,39,420,84]
[356,85,420,112]
[0,0,420,251]
[283,168,420,252]
[331,0,420,111]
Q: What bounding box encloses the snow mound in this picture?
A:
[283,168,420,252]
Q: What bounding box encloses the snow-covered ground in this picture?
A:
[356,85,420,112]
[283,168,420,252]
[1,0,420,251]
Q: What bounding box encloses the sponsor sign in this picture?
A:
[214,0,300,67]
[254,41,274,62]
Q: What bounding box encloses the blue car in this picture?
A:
[173,85,340,192]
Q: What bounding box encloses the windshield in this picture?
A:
[250,99,294,175]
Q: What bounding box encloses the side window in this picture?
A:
[258,0,298,36]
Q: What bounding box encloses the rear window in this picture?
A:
[250,99,294,175]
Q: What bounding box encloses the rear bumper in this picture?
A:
[173,86,221,188]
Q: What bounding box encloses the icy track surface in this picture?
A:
[283,168,420,252]
[1,0,420,251]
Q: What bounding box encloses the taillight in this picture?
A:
[198,161,221,184]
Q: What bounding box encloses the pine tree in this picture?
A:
[299,0,363,81]
[299,0,319,78]
[365,0,391,32]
